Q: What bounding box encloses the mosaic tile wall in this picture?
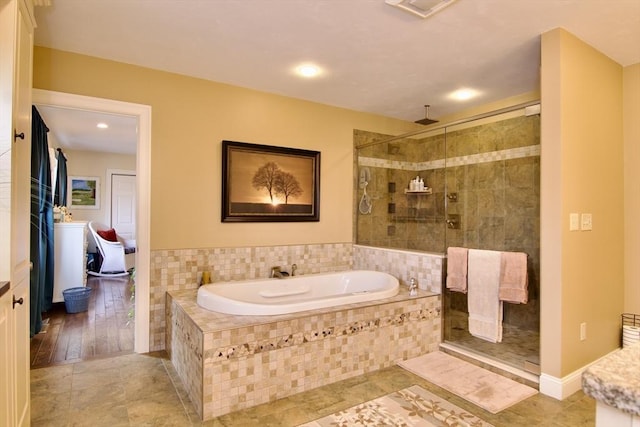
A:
[165,293,203,416]
[150,243,353,351]
[353,244,444,294]
[355,128,446,253]
[167,288,441,420]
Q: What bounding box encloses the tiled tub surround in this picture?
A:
[353,244,444,294]
[149,243,444,351]
[149,243,353,351]
[166,287,441,420]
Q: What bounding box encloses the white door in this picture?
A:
[12,1,33,425]
[111,173,136,240]
[0,0,15,421]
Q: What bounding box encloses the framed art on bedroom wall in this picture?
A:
[68,176,100,209]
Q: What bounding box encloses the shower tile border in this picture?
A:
[358,144,540,171]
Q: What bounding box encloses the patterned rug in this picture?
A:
[299,385,494,427]
[398,352,538,414]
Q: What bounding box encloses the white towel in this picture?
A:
[467,249,503,343]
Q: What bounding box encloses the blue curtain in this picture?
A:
[30,106,54,337]
[54,148,68,207]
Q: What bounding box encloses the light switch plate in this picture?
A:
[569,213,580,231]
[581,213,593,231]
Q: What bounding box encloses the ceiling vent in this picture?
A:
[385,0,458,19]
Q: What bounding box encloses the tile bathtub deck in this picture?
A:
[31,351,595,427]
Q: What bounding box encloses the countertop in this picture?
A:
[582,342,640,416]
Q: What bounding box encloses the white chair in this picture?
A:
[87,221,136,277]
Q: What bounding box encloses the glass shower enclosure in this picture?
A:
[354,103,541,373]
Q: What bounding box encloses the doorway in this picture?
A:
[32,89,151,354]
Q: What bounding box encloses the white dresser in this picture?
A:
[53,222,88,303]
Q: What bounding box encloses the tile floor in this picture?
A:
[444,309,540,370]
[30,351,595,427]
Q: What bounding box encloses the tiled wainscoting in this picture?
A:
[149,243,354,351]
[149,243,445,352]
[166,288,441,420]
[353,245,444,293]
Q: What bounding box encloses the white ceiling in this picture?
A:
[35,105,138,155]
[33,0,640,154]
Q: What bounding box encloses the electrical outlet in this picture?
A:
[580,322,587,341]
[581,213,593,231]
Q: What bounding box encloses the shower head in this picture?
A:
[414,105,439,125]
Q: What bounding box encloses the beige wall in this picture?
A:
[624,63,640,314]
[61,149,136,225]
[33,47,417,250]
[541,29,624,378]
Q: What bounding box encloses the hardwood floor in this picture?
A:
[30,275,135,369]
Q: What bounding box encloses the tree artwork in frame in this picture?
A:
[222,140,320,222]
[68,176,100,210]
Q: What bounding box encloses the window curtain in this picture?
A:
[30,106,54,337]
[54,148,68,207]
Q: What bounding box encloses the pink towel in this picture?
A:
[499,252,528,304]
[446,247,468,293]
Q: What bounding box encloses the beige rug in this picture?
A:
[299,385,493,427]
[398,352,537,414]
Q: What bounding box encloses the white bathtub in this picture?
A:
[196,270,399,315]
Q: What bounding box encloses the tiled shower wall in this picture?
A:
[354,113,540,331]
[355,129,446,253]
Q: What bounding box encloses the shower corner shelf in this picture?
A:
[404,188,433,195]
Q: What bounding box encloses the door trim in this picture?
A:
[32,89,151,353]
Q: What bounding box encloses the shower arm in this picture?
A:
[355,100,540,151]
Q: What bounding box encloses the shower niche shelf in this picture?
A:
[404,188,433,195]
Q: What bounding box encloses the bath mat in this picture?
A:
[298,384,493,427]
[398,352,537,414]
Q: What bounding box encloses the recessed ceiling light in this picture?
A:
[449,88,480,101]
[295,64,321,78]
[97,122,109,129]
[385,0,459,19]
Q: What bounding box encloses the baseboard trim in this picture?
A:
[539,348,621,400]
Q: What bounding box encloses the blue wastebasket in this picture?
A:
[62,287,92,313]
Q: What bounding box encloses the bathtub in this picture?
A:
[196,270,399,315]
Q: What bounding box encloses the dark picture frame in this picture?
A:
[222,140,320,222]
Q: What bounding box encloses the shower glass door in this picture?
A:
[442,108,541,372]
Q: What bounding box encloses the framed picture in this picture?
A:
[222,140,320,222]
[68,176,100,209]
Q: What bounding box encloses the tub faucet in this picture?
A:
[409,277,418,296]
[270,266,283,279]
